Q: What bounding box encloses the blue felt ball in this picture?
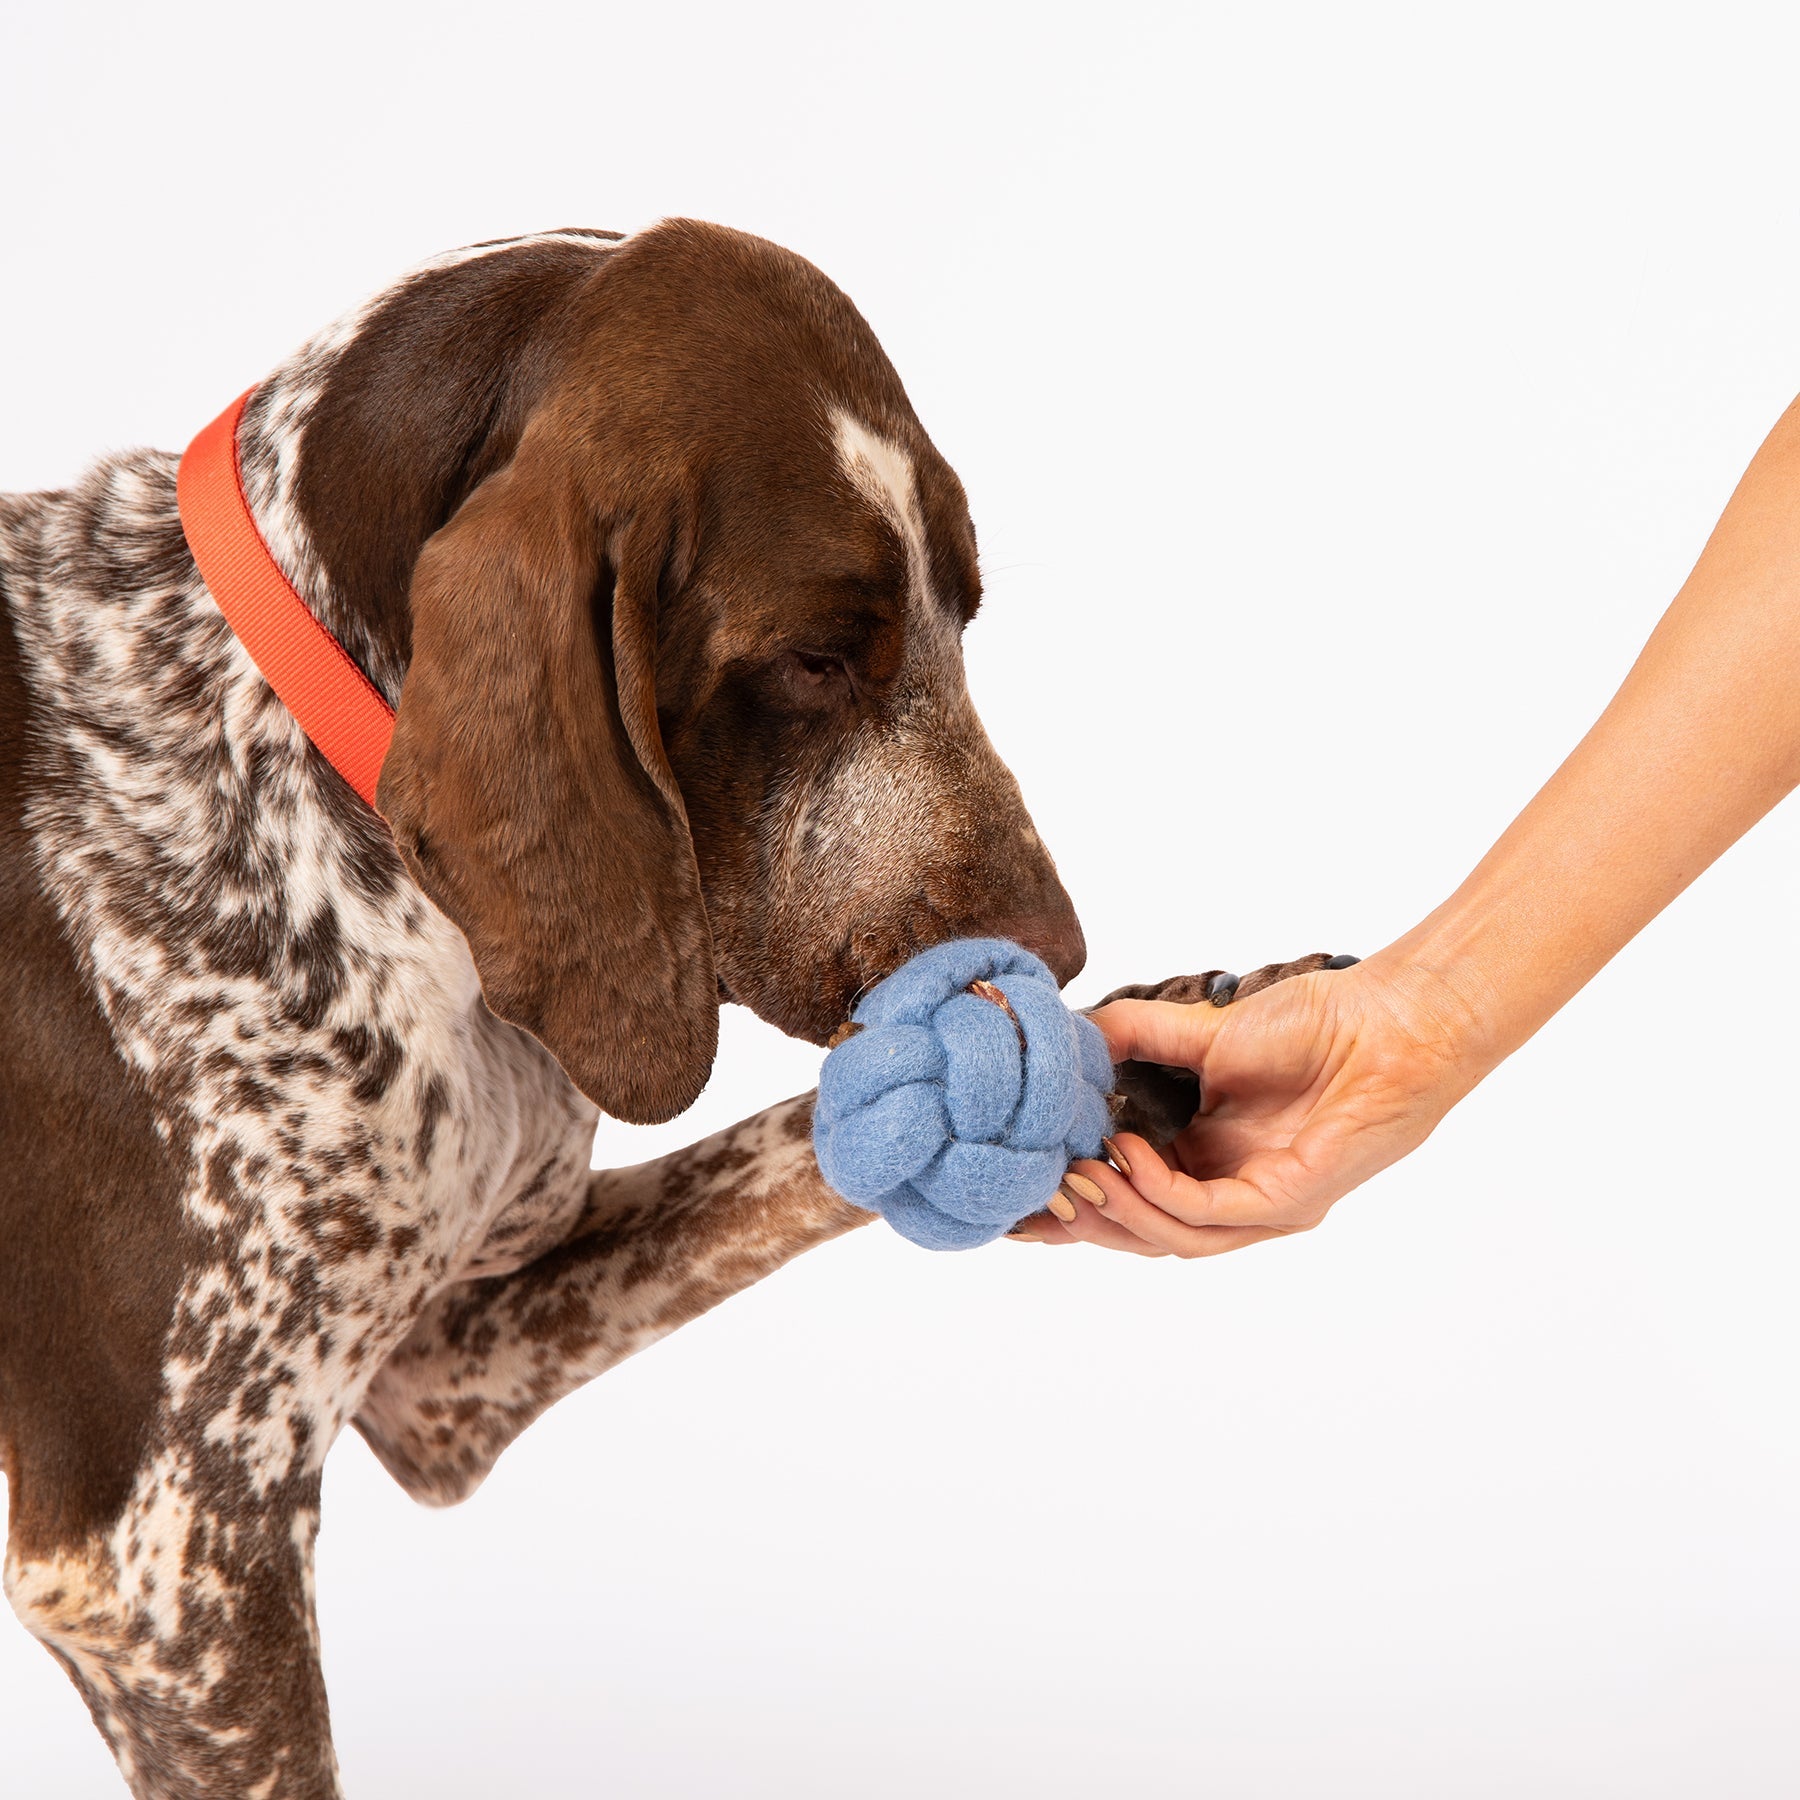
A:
[813,938,1114,1250]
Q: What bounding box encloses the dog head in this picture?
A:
[283,222,1082,1123]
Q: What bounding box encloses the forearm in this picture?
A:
[1377,397,1800,1088]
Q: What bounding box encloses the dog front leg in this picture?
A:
[353,1094,867,1506]
[1098,954,1356,1145]
[6,1464,339,1800]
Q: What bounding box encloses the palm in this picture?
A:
[1049,961,1470,1255]
[1165,978,1350,1183]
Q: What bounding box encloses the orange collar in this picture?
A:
[177,391,395,808]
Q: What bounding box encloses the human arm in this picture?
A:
[1035,393,1800,1256]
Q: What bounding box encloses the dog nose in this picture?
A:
[994,895,1087,989]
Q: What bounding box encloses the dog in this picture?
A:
[1,218,1320,1797]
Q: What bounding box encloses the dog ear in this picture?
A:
[375,428,718,1124]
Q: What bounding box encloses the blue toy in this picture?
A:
[813,938,1114,1250]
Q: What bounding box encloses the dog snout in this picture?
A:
[985,888,1086,988]
[844,866,1085,1010]
[967,820,1087,987]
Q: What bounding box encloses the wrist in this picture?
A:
[1357,907,1523,1104]
[1368,855,1602,1098]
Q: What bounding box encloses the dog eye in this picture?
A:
[769,648,856,712]
[786,649,851,685]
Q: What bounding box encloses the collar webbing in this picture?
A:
[177,391,394,807]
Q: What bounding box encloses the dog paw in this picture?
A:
[1089,953,1358,1145]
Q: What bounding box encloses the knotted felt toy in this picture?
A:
[813,938,1113,1251]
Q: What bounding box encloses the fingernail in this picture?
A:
[1047,1190,1078,1223]
[1323,953,1361,970]
[1063,1171,1106,1207]
[1005,1227,1041,1242]
[1101,1136,1131,1177]
[1207,971,1241,1005]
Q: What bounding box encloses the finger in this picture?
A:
[1059,1157,1261,1259]
[1050,1183,1172,1256]
[1088,1182,1288,1257]
[1093,1130,1264,1197]
[1007,1205,1163,1254]
[1087,997,1229,1075]
[1069,1157,1291,1253]
[1068,1153,1155,1210]
[1097,1133,1168,1185]
[1005,1211,1079,1245]
[1066,1156,1175,1249]
[1112,1139,1328,1230]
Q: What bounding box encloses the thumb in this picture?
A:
[1087,996,1229,1077]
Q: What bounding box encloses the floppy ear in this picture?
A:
[375,434,718,1124]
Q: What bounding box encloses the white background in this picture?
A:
[3,4,1797,1795]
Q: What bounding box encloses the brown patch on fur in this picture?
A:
[0,571,200,1558]
[355,1094,865,1507]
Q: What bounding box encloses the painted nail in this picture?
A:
[1101,1136,1132,1177]
[1005,1227,1042,1242]
[1207,971,1241,1005]
[1063,1171,1106,1207]
[1047,1190,1078,1224]
[1323,953,1361,970]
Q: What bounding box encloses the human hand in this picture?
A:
[1019,956,1486,1256]
[1009,394,1800,1254]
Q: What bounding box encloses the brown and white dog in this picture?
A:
[0,220,1306,1797]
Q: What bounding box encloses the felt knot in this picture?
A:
[813,938,1113,1250]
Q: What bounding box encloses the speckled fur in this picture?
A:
[0,248,877,1800]
[1,450,864,1794]
[0,225,1088,1798]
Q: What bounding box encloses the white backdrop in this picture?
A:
[3,4,1797,1795]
